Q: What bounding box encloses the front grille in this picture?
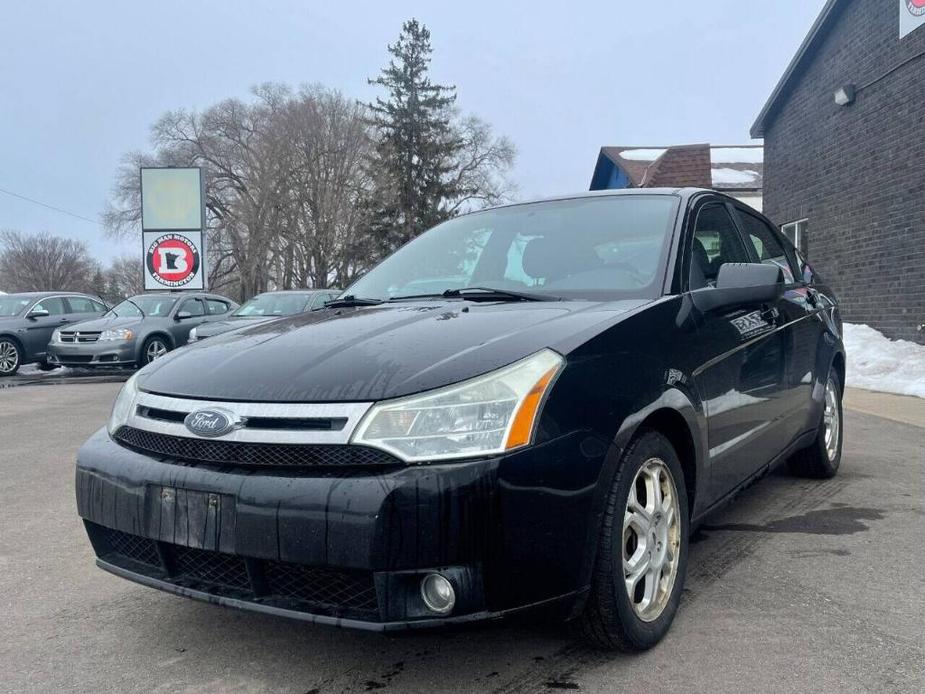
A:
[56,354,94,363]
[92,525,379,620]
[265,560,378,611]
[173,545,251,590]
[107,528,160,566]
[60,331,100,343]
[113,425,401,468]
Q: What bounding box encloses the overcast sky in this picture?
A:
[0,0,827,262]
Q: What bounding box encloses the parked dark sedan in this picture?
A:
[48,292,238,369]
[76,189,844,651]
[0,291,107,376]
[188,289,339,342]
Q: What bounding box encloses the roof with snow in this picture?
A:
[589,144,763,193]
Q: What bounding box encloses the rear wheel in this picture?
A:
[0,338,22,377]
[37,360,60,371]
[139,336,170,367]
[576,430,689,651]
[787,370,843,478]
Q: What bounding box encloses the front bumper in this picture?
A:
[76,427,605,629]
[48,340,136,367]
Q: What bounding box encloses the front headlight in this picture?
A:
[52,330,62,343]
[351,349,563,462]
[188,327,198,342]
[100,328,134,341]
[107,371,140,436]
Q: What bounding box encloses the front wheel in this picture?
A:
[576,430,689,651]
[139,336,170,367]
[0,338,22,377]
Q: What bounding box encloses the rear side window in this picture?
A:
[689,204,750,290]
[67,297,104,313]
[206,299,229,315]
[32,297,67,315]
[736,211,798,284]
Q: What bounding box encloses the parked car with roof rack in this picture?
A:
[188,289,339,343]
[0,291,108,376]
[47,292,238,369]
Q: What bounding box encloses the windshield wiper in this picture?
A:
[442,287,561,302]
[324,295,385,308]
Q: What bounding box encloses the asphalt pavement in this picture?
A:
[1,381,922,693]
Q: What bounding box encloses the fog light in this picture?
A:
[420,573,455,614]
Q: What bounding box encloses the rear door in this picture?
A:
[173,297,207,345]
[732,206,816,443]
[685,199,790,502]
[65,296,107,320]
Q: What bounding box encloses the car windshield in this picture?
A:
[346,195,679,302]
[233,293,313,317]
[0,296,31,317]
[107,295,177,318]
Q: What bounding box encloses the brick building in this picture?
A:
[589,144,763,211]
[752,0,925,342]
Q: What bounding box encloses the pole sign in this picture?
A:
[140,167,207,290]
[900,0,925,38]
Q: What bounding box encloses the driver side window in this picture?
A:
[689,204,750,290]
[179,298,205,317]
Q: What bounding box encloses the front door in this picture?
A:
[23,296,71,360]
[685,202,790,503]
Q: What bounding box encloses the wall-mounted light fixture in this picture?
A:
[834,84,856,106]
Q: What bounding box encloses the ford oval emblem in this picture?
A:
[184,408,239,438]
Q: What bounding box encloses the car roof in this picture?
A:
[471,187,715,215]
[2,291,99,299]
[253,289,337,295]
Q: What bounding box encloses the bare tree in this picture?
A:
[0,230,101,293]
[102,255,144,302]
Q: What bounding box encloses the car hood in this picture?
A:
[64,315,144,331]
[139,299,651,402]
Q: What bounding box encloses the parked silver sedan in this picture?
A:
[46,292,238,369]
[188,289,339,342]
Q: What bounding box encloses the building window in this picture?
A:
[781,219,808,255]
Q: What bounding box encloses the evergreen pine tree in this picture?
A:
[367,19,462,251]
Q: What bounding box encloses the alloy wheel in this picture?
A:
[0,340,19,375]
[623,458,681,622]
[145,339,168,363]
[823,376,840,462]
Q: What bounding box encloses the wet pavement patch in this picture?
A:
[702,506,884,536]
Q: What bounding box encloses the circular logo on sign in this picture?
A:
[908,0,925,17]
[145,233,200,287]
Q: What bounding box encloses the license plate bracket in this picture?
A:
[145,486,236,553]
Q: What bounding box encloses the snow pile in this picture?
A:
[843,323,925,399]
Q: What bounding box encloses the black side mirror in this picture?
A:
[691,263,784,313]
[175,311,193,320]
[27,309,50,319]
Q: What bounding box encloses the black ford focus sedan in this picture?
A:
[76,189,844,651]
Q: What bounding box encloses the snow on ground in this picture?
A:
[843,323,925,399]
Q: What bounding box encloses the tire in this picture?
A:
[576,430,689,651]
[37,360,60,371]
[139,335,170,367]
[0,338,22,377]
[787,370,843,479]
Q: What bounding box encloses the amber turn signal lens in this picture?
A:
[505,366,559,449]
